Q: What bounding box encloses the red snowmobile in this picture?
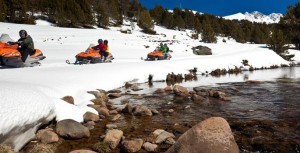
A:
[0,34,46,68]
[145,49,172,61]
[66,44,114,64]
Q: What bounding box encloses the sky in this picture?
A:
[139,0,299,16]
[0,20,299,151]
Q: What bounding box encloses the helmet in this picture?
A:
[164,43,168,46]
[104,40,108,44]
[98,39,103,43]
[19,29,27,37]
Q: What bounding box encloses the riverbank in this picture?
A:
[18,72,300,152]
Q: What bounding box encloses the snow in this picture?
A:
[0,20,299,148]
[224,11,283,24]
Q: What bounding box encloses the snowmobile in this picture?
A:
[66,44,114,65]
[0,35,46,68]
[144,49,172,61]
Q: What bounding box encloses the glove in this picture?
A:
[7,41,16,45]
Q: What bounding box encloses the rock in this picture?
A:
[122,103,134,114]
[36,128,59,144]
[164,86,173,91]
[151,109,159,115]
[192,45,212,55]
[106,124,118,129]
[122,138,144,152]
[83,112,99,122]
[0,144,14,153]
[153,129,164,137]
[89,105,110,117]
[154,88,165,94]
[88,90,109,103]
[173,84,190,97]
[165,137,176,145]
[90,98,106,107]
[246,80,263,84]
[121,99,130,104]
[25,143,55,153]
[108,93,122,98]
[132,85,143,91]
[108,89,122,93]
[193,87,207,92]
[125,82,133,88]
[84,121,95,126]
[191,94,205,102]
[61,96,74,104]
[69,150,97,153]
[133,105,153,116]
[168,109,174,113]
[111,114,121,121]
[155,130,175,144]
[166,117,239,153]
[109,110,118,115]
[104,129,123,149]
[56,119,90,139]
[142,142,158,152]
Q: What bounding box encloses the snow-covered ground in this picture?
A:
[0,20,299,149]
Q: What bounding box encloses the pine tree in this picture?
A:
[95,2,109,28]
[267,29,294,61]
[162,11,174,29]
[279,2,300,50]
[128,0,145,21]
[201,21,217,43]
[7,0,35,24]
[138,9,154,30]
[183,9,196,29]
[194,17,202,33]
[120,0,130,16]
[149,5,165,25]
[250,25,264,43]
[108,0,122,25]
[76,0,95,26]
[174,15,185,30]
[0,0,7,21]
[241,20,254,42]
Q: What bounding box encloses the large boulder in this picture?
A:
[103,129,123,149]
[192,45,212,55]
[121,138,144,152]
[166,117,239,153]
[56,119,90,139]
[36,128,59,144]
[173,84,190,97]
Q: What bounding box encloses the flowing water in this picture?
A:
[52,67,300,153]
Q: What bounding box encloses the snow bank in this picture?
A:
[0,82,55,151]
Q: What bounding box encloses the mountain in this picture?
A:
[223,11,282,24]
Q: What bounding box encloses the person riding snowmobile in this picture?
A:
[94,39,106,53]
[102,40,109,61]
[159,43,170,59]
[9,30,35,62]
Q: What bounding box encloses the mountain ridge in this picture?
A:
[223,11,282,24]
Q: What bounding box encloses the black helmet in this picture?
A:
[98,39,103,43]
[104,40,108,44]
[19,29,27,37]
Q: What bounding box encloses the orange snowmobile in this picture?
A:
[66,44,114,64]
[145,49,171,61]
[0,41,46,68]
